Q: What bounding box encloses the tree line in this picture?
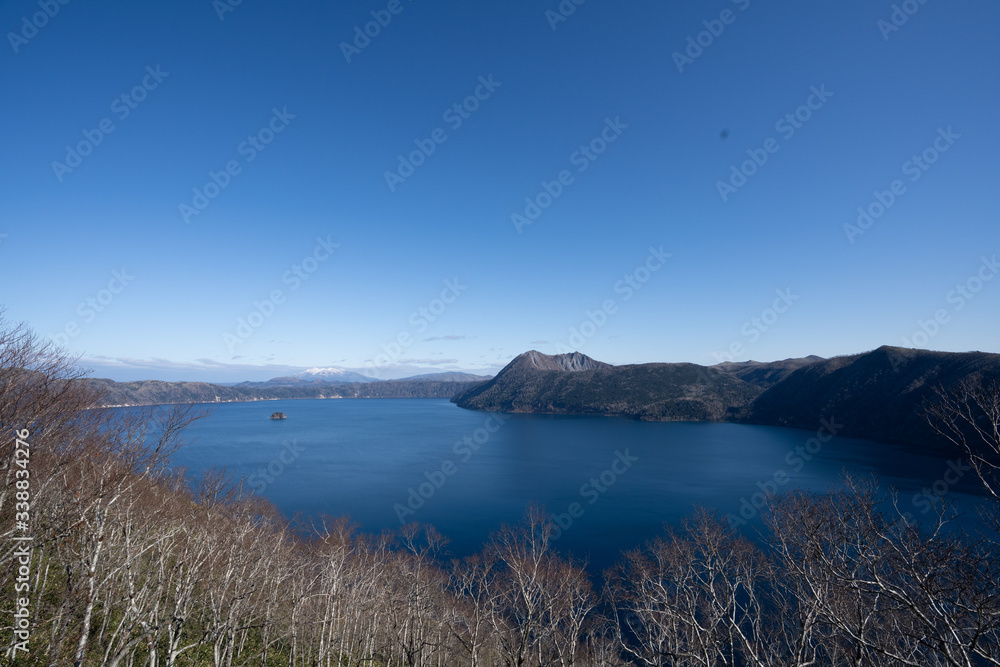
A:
[1,314,999,666]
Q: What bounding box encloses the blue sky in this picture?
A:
[2,0,998,382]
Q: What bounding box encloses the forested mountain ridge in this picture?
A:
[87,377,485,407]
[453,347,1000,447]
[741,345,1000,445]
[81,346,1000,447]
[451,350,761,422]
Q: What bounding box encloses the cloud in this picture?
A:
[422,334,472,341]
[395,358,460,365]
[81,355,506,383]
[530,339,550,344]
[80,355,309,382]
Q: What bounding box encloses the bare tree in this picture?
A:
[926,377,1000,505]
[483,506,596,667]
[767,476,1000,666]
[606,509,771,667]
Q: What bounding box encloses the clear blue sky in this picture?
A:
[2,0,998,381]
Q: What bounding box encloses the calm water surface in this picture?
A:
[172,398,985,573]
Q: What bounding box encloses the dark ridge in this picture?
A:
[740,345,1000,446]
[453,347,1000,447]
[453,351,764,421]
[86,378,484,407]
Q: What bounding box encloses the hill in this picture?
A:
[741,346,1000,445]
[87,377,484,407]
[716,354,826,389]
[452,348,1000,447]
[401,372,495,382]
[453,350,766,422]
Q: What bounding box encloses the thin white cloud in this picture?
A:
[395,358,460,365]
[81,355,504,383]
[81,356,307,382]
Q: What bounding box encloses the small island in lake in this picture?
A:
[269,411,287,420]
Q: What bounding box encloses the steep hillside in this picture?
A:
[453,347,1000,447]
[399,372,495,382]
[452,351,765,421]
[716,355,826,390]
[741,346,1000,446]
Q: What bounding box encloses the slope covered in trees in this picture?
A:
[451,351,763,422]
[86,376,484,407]
[2,316,1000,665]
[453,347,1000,447]
[741,345,1000,445]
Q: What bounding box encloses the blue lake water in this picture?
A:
[171,398,986,573]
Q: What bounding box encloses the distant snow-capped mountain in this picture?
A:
[298,367,368,379]
[296,368,378,383]
[259,368,379,385]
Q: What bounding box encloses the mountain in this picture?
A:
[87,378,483,407]
[260,369,492,385]
[85,347,1000,447]
[452,347,1000,447]
[452,351,764,422]
[715,355,826,389]
[515,350,611,372]
[401,372,495,382]
[741,346,1000,446]
[293,367,378,383]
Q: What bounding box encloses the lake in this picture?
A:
[171,398,986,573]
